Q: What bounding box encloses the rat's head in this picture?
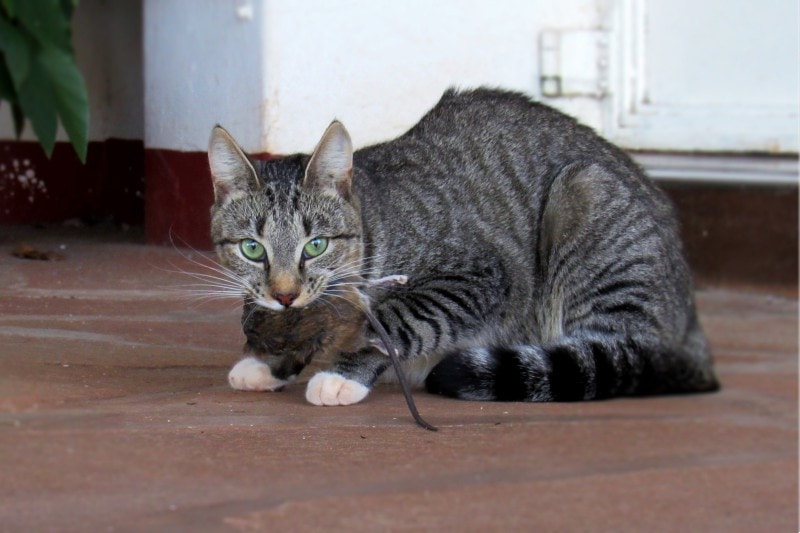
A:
[208,122,367,384]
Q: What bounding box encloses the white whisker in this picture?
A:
[241,300,262,326]
[327,254,391,279]
[314,295,344,319]
[163,234,259,308]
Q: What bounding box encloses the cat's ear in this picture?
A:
[208,125,260,203]
[304,120,353,199]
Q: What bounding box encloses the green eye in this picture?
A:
[302,237,328,259]
[239,239,266,261]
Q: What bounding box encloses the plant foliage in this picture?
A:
[0,0,88,162]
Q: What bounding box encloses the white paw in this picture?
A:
[228,356,287,391]
[305,372,370,406]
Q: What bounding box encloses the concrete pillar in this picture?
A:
[143,0,267,246]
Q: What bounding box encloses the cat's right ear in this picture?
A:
[208,125,260,203]
[304,120,353,200]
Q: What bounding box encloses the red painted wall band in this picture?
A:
[0,139,144,226]
[143,149,274,249]
[144,148,214,249]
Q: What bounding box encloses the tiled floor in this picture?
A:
[0,226,797,531]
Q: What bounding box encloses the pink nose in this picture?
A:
[273,292,298,307]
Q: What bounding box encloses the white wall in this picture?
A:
[2,0,796,168]
[144,0,266,152]
[260,0,603,154]
[76,0,144,141]
[604,0,798,155]
[143,0,603,154]
[4,0,605,154]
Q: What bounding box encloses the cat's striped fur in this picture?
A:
[209,88,718,404]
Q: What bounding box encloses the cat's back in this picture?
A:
[351,88,679,281]
[354,88,644,195]
[404,87,585,145]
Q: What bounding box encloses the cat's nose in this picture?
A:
[272,292,298,307]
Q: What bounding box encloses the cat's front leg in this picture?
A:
[305,372,370,406]
[228,355,290,392]
[305,349,389,406]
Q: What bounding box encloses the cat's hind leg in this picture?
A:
[423,161,714,401]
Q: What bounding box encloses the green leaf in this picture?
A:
[59,0,77,19]
[0,0,88,161]
[16,0,71,51]
[0,0,14,18]
[0,55,15,100]
[0,18,32,90]
[11,102,24,137]
[0,59,23,137]
[38,45,88,162]
[17,58,57,157]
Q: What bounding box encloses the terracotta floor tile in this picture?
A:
[0,226,797,531]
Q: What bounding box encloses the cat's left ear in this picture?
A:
[304,120,353,199]
[208,125,261,203]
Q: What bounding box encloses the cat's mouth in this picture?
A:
[252,295,290,312]
[251,291,318,312]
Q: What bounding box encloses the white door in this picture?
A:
[605,0,798,155]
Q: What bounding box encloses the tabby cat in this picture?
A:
[207,88,718,406]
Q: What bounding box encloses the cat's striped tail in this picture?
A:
[424,333,719,401]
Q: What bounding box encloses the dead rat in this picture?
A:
[239,275,437,431]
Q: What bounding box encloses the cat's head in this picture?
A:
[207,122,364,315]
